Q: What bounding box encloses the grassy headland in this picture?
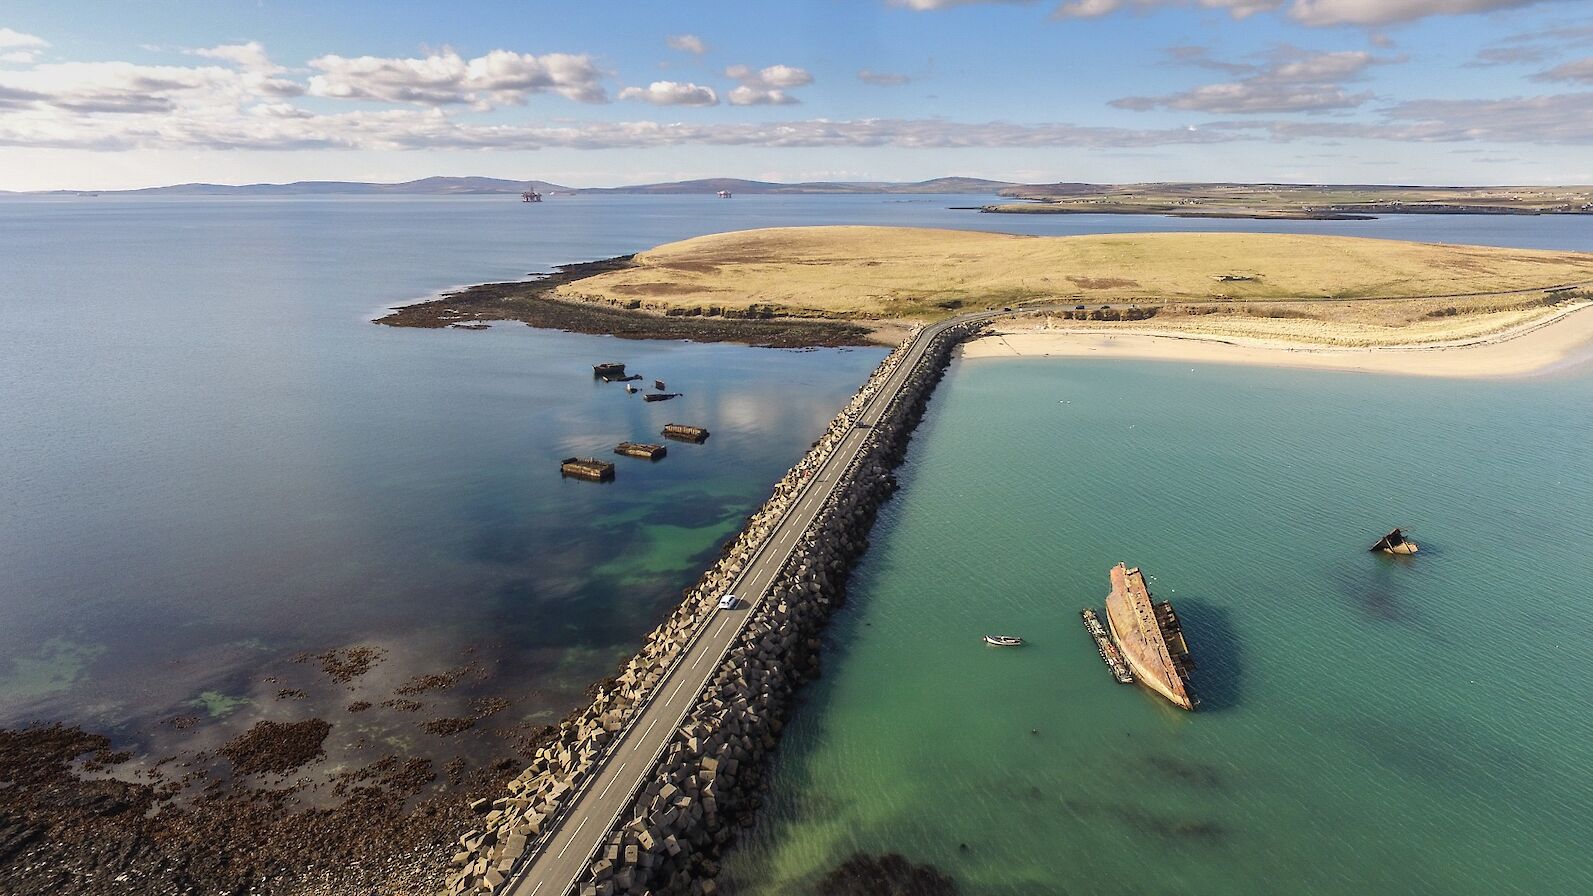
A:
[555,226,1593,347]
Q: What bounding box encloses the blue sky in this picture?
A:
[2,0,1592,189]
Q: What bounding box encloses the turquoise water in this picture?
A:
[723,356,1593,895]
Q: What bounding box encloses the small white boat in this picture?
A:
[983,635,1024,647]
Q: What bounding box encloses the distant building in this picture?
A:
[522,191,542,202]
[716,190,732,199]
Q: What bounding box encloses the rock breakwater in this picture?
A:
[443,318,985,895]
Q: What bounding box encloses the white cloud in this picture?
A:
[1112,47,1394,113]
[0,59,298,114]
[907,0,1571,26]
[1056,0,1276,16]
[666,34,709,55]
[0,102,1246,152]
[727,85,800,105]
[0,27,48,49]
[0,26,47,63]
[1287,0,1560,26]
[191,41,279,73]
[858,68,912,85]
[1215,90,1593,143]
[619,80,719,106]
[307,49,607,107]
[1534,56,1593,83]
[723,63,812,104]
[0,83,44,108]
[726,63,813,88]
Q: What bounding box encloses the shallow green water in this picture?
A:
[723,357,1593,896]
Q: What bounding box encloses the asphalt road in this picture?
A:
[506,312,991,896]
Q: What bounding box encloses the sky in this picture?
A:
[2,0,1593,190]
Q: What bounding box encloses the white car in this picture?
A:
[717,593,740,611]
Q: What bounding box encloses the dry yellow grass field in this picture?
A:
[556,227,1593,328]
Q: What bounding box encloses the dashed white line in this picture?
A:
[530,882,543,896]
[555,818,587,858]
[597,763,626,799]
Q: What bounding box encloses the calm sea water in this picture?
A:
[2,193,1590,833]
[722,356,1593,895]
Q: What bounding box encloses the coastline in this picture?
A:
[960,302,1593,378]
[979,203,1375,220]
[374,255,883,348]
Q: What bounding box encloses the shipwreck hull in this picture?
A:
[1105,564,1196,710]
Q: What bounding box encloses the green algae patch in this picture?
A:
[189,690,251,719]
[0,637,106,702]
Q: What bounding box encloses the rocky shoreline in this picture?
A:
[0,720,519,896]
[374,256,878,348]
[444,318,985,895]
[0,645,591,896]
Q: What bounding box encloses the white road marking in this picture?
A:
[556,818,587,858]
[597,763,626,799]
[530,882,543,896]
[638,718,658,743]
[714,618,729,638]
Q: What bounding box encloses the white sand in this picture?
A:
[960,303,1593,379]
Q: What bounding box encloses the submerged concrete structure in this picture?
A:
[1104,563,1197,711]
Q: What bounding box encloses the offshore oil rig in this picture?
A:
[1102,563,1197,710]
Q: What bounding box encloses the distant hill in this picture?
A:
[577,176,1022,195]
[33,175,1023,197]
[46,176,574,196]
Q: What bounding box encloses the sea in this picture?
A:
[2,193,1591,891]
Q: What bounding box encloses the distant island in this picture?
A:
[25,175,1022,197]
[20,178,1593,219]
[982,182,1593,219]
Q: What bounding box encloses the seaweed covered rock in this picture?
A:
[816,852,959,896]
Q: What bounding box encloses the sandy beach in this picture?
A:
[961,302,1593,379]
